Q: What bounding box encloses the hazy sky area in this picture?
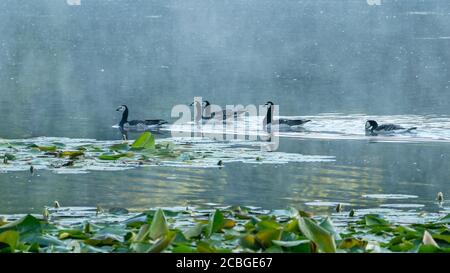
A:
[1,0,450,139]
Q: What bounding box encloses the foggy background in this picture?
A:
[1,0,450,139]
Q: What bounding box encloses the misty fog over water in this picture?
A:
[0,0,449,214]
[2,0,450,139]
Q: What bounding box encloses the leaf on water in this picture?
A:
[364,214,390,226]
[271,207,299,218]
[206,209,225,238]
[417,244,442,253]
[196,241,216,253]
[124,214,148,228]
[422,230,439,247]
[109,143,130,151]
[97,153,133,160]
[84,234,123,246]
[222,219,236,229]
[431,234,450,244]
[109,207,129,215]
[172,243,196,253]
[59,151,84,158]
[58,229,89,240]
[255,229,282,249]
[393,225,420,238]
[0,215,42,235]
[436,213,450,224]
[28,234,66,248]
[255,220,281,231]
[183,223,205,240]
[240,234,258,250]
[131,132,155,150]
[0,230,19,251]
[319,217,341,241]
[298,210,313,218]
[134,224,150,243]
[149,209,169,240]
[264,245,284,253]
[35,146,57,152]
[284,219,300,233]
[298,217,336,253]
[272,239,310,248]
[0,217,7,227]
[130,242,152,253]
[387,236,416,252]
[338,238,368,249]
[148,231,176,253]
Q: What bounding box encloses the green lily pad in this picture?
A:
[148,231,176,253]
[0,230,20,251]
[183,223,205,240]
[131,132,155,150]
[149,209,169,240]
[364,214,390,226]
[298,217,336,253]
[206,209,225,238]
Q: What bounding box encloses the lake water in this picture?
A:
[0,114,449,215]
[1,1,449,215]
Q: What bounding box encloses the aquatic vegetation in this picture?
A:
[0,133,334,174]
[0,206,449,253]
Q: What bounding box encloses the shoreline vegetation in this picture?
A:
[0,205,449,253]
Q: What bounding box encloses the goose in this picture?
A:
[365,120,417,135]
[203,100,247,120]
[190,100,246,121]
[116,105,167,131]
[263,101,311,131]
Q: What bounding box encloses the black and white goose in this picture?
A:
[263,101,311,131]
[190,100,246,121]
[203,100,247,120]
[365,120,417,135]
[116,105,167,131]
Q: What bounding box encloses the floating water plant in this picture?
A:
[0,206,449,253]
[0,133,335,174]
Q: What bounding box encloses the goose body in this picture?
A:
[263,101,311,131]
[116,105,167,131]
[202,100,247,120]
[190,100,247,122]
[365,120,417,135]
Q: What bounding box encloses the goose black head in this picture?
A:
[365,120,378,130]
[203,100,211,107]
[116,105,127,112]
[265,101,275,106]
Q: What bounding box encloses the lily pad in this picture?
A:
[298,217,336,253]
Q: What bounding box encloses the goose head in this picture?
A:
[116,105,128,112]
[365,120,378,130]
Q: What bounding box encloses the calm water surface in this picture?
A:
[1,114,449,214]
[1,1,450,214]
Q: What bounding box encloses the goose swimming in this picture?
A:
[365,120,417,135]
[190,100,246,121]
[263,101,311,131]
[203,100,247,120]
[116,105,167,131]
